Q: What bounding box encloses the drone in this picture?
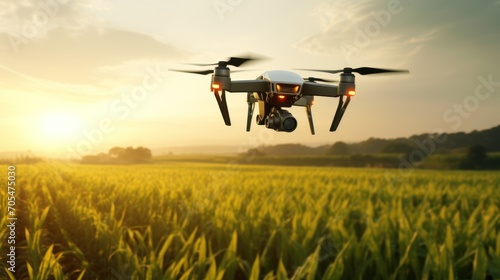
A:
[170,55,408,135]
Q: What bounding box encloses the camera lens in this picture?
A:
[282,117,297,132]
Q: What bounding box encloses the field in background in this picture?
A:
[1,162,499,279]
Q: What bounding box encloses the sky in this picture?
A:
[1,0,499,157]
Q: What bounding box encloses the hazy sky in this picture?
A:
[1,0,499,156]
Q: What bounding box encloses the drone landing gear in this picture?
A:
[330,95,351,131]
[306,105,315,135]
[246,92,256,131]
[246,102,255,131]
[213,90,231,126]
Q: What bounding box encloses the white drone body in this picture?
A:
[248,70,330,133]
[257,70,313,104]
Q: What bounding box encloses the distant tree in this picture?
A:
[122,146,135,161]
[115,146,152,163]
[134,146,152,161]
[382,142,415,154]
[328,142,351,155]
[350,137,389,154]
[109,147,125,159]
[83,146,152,164]
[245,148,265,157]
[460,145,487,170]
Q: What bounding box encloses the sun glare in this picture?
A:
[40,112,83,146]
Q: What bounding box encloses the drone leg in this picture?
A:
[306,105,315,135]
[330,96,351,131]
[246,101,255,132]
[213,90,231,126]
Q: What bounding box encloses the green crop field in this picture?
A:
[1,162,500,279]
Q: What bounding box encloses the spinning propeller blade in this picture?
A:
[303,77,338,83]
[187,54,264,67]
[169,69,248,75]
[298,67,409,75]
[169,69,214,75]
[171,53,265,76]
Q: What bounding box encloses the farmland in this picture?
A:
[1,162,500,279]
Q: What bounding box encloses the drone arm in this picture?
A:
[228,80,269,92]
[301,82,339,97]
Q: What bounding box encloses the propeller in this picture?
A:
[298,67,409,75]
[171,54,265,75]
[188,57,252,67]
[169,69,215,75]
[304,77,338,83]
[297,67,408,132]
[186,54,264,67]
[169,69,250,75]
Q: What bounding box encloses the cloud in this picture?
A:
[0,64,118,103]
[408,29,436,44]
[1,27,183,100]
[0,0,111,34]
[293,0,435,63]
[294,0,500,65]
[0,0,184,101]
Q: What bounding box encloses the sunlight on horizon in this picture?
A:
[38,111,85,152]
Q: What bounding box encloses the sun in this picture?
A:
[40,111,83,146]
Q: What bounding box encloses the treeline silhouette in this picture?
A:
[81,146,152,164]
[251,125,500,156]
[241,125,500,170]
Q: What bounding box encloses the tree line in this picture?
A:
[81,146,152,164]
[242,125,500,170]
[249,125,500,156]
